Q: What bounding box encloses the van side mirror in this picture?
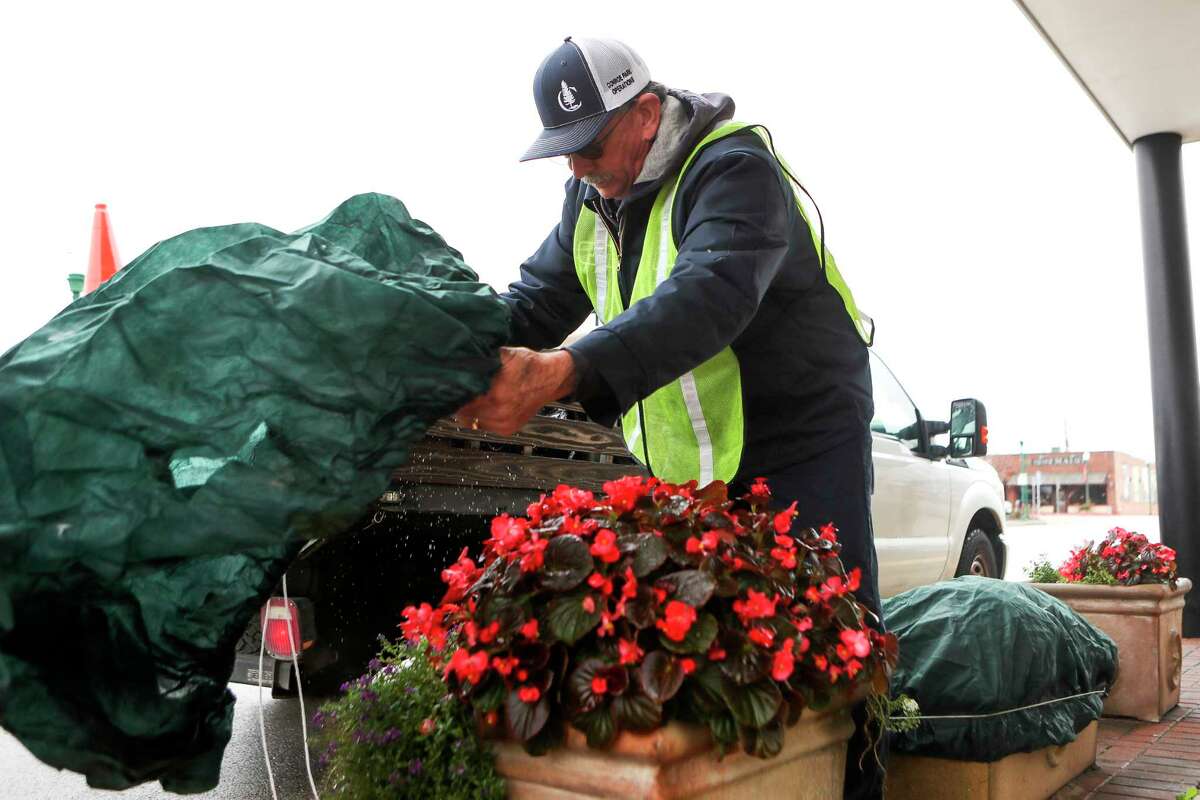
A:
[949,399,988,457]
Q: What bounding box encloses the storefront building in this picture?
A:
[984,450,1157,516]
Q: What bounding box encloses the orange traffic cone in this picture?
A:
[83,203,121,295]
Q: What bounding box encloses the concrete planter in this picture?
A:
[1032,578,1192,721]
[885,720,1098,800]
[491,704,854,799]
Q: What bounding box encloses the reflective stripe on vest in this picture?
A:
[573,184,743,486]
[571,121,869,484]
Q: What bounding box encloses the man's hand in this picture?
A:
[454,347,578,436]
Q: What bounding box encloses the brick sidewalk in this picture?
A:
[1054,639,1200,799]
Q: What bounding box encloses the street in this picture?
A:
[0,681,323,800]
[0,513,1163,800]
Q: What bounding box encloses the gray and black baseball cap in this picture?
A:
[520,37,651,162]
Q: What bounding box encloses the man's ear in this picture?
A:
[633,92,662,142]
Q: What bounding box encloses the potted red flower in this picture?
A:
[1028,527,1191,721]
[402,476,896,799]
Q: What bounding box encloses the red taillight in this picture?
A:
[261,598,301,659]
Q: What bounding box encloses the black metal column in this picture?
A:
[1134,132,1200,636]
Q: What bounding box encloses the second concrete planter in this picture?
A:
[885,720,1099,800]
[1032,578,1192,722]
[492,703,854,799]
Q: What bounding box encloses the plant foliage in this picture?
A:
[309,639,505,799]
[400,476,898,758]
[1025,555,1063,584]
[1057,527,1177,587]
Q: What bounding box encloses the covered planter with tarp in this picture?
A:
[0,193,509,792]
[883,576,1117,761]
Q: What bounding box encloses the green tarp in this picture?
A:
[0,194,508,792]
[883,577,1118,761]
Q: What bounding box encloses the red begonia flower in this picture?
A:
[771,638,796,681]
[618,638,644,665]
[590,529,621,564]
[773,501,798,534]
[748,626,775,648]
[656,600,697,642]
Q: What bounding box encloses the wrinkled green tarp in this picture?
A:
[883,577,1117,761]
[0,193,508,792]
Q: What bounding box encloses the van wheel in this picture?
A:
[955,529,999,579]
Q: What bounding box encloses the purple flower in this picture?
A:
[339,681,351,693]
[368,658,383,672]
[409,758,423,776]
[356,674,371,689]
[383,727,403,744]
[361,689,378,703]
[310,710,327,729]
[388,770,402,785]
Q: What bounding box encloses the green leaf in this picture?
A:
[573,705,617,748]
[807,689,832,712]
[659,612,718,654]
[505,687,550,741]
[618,533,667,577]
[566,659,629,716]
[708,712,739,749]
[660,522,694,548]
[612,690,661,732]
[700,510,733,531]
[478,594,526,636]
[662,494,692,518]
[713,568,740,598]
[742,717,784,758]
[512,641,550,672]
[783,690,805,726]
[472,677,506,713]
[470,556,506,595]
[718,642,769,685]
[638,650,685,704]
[545,593,601,646]
[720,678,782,729]
[623,585,658,629]
[522,711,564,756]
[681,665,727,717]
[567,658,607,714]
[658,570,716,607]
[540,535,592,591]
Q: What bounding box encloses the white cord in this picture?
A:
[258,603,280,800]
[282,574,321,800]
[892,689,1107,721]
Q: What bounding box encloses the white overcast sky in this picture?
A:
[2,1,1198,463]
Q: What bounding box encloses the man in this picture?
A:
[456,37,883,797]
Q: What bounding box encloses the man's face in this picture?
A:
[566,94,660,200]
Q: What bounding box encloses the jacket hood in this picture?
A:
[590,88,735,211]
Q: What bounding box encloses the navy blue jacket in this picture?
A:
[502,89,873,481]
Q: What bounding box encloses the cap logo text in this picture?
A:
[558,81,582,112]
[606,68,635,96]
